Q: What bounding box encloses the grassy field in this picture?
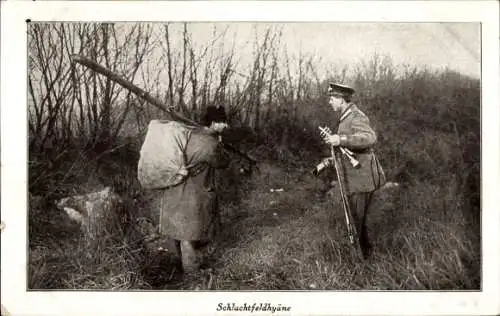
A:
[28,135,480,290]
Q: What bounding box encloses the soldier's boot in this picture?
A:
[180,240,200,273]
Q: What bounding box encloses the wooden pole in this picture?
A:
[70,54,257,165]
[70,54,199,127]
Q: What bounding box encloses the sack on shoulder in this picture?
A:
[137,120,193,189]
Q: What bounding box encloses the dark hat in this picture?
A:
[328,82,355,96]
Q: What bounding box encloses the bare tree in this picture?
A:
[29,23,157,154]
[177,23,189,115]
[28,24,75,152]
[164,24,175,108]
[188,35,198,119]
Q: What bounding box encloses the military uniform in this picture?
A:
[328,83,386,258]
[336,103,386,193]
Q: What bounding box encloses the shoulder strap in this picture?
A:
[336,103,354,132]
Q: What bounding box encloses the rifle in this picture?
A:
[70,55,257,166]
[318,126,364,260]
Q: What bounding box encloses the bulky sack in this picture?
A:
[138,120,194,189]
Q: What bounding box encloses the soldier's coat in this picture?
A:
[155,131,229,241]
[336,103,386,193]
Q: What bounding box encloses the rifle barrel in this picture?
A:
[331,146,362,257]
[223,142,257,165]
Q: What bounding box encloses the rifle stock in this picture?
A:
[70,54,257,165]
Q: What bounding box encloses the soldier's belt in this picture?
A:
[345,147,373,155]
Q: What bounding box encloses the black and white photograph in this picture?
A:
[1,1,499,316]
[26,20,482,291]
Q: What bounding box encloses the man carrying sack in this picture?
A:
[138,119,229,273]
[321,82,386,259]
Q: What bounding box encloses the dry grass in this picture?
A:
[206,162,479,291]
[28,157,479,290]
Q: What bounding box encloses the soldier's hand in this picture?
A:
[323,134,340,146]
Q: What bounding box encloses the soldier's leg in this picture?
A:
[349,193,364,237]
[359,192,373,256]
[180,240,200,273]
[213,194,222,237]
[172,238,182,257]
[349,192,373,258]
[195,194,220,249]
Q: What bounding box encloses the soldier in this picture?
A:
[322,82,386,259]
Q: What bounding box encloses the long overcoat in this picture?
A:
[156,130,229,241]
[335,103,386,193]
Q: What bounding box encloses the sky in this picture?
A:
[182,22,481,79]
[25,22,481,108]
